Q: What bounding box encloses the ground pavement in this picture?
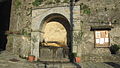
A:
[0,51,120,68]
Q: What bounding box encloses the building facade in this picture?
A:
[7,0,120,62]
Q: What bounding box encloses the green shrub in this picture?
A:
[70,53,77,62]
[71,53,77,57]
[80,3,91,15]
[80,3,89,10]
[109,44,120,54]
[83,8,91,15]
[32,0,43,6]
[15,0,21,8]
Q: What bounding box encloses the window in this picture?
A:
[95,30,110,47]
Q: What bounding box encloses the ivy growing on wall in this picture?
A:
[21,29,31,36]
[32,0,43,6]
[32,0,69,6]
[73,20,84,44]
[15,0,21,8]
[80,3,91,15]
[73,30,84,44]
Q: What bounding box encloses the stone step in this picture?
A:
[35,62,81,68]
[38,58,70,62]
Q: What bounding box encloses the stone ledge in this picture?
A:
[82,54,120,62]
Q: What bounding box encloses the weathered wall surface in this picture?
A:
[7,0,120,62]
[43,22,67,44]
[6,0,33,57]
[31,0,120,61]
[76,0,120,62]
[32,5,81,58]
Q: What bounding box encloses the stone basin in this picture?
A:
[39,46,69,62]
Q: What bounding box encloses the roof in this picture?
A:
[90,25,114,31]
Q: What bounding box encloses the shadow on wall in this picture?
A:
[73,62,81,68]
[104,62,120,68]
[0,0,12,51]
[69,0,74,62]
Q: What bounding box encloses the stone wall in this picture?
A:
[77,0,120,54]
[6,0,33,57]
[76,0,120,61]
[43,22,67,44]
[7,0,120,62]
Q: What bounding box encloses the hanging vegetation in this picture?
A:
[80,3,91,15]
[14,0,21,8]
[32,0,43,6]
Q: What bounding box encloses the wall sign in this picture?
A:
[95,30,109,47]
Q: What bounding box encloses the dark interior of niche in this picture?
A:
[0,0,12,51]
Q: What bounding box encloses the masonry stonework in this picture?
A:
[7,0,120,62]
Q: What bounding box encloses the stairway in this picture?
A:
[35,62,81,68]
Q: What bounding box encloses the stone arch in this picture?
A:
[37,13,72,61]
[39,13,72,47]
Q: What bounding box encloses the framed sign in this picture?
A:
[95,30,110,47]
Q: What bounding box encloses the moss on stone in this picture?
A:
[14,0,21,8]
[80,3,91,15]
[32,0,43,6]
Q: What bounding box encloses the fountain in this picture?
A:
[39,41,69,62]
